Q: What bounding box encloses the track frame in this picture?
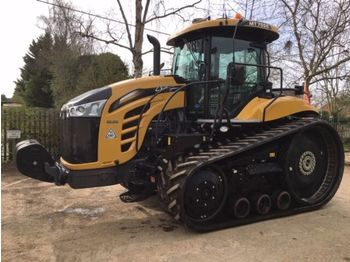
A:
[157,118,344,232]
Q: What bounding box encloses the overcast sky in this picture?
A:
[1,1,46,97]
[0,0,230,98]
[0,0,119,98]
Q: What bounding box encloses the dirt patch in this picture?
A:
[2,166,350,261]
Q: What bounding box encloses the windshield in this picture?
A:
[177,36,265,118]
[172,38,205,81]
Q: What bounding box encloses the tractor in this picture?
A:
[16,15,344,231]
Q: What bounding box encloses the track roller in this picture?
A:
[232,197,251,218]
[254,194,272,215]
[273,191,291,211]
[157,118,344,231]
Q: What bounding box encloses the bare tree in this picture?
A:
[38,0,95,55]
[82,0,202,77]
[280,0,350,103]
[315,46,350,117]
[37,0,98,106]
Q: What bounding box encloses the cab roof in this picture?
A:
[167,18,279,46]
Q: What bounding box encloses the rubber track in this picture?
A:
[159,118,344,232]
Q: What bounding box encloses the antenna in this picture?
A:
[222,0,227,18]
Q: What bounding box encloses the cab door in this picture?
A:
[209,37,264,118]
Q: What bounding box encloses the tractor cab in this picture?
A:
[167,17,280,120]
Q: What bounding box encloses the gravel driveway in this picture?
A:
[2,165,350,262]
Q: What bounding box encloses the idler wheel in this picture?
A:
[184,167,228,222]
[284,126,343,205]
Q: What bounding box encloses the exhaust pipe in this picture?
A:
[147,34,161,76]
[254,194,272,215]
[273,191,291,210]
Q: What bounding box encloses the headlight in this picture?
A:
[62,99,107,118]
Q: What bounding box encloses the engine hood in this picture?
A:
[108,75,184,99]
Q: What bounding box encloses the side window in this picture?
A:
[178,38,206,118]
[173,40,205,81]
[210,38,233,80]
[210,38,261,83]
[218,53,232,79]
[234,48,259,83]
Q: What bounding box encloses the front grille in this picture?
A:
[60,116,100,164]
[120,104,150,152]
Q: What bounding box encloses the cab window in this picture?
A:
[210,37,264,116]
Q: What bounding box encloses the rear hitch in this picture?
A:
[15,139,67,185]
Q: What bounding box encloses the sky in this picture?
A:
[0,0,120,98]
[0,0,221,98]
[1,1,47,97]
[2,0,307,100]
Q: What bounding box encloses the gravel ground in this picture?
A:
[345,152,350,165]
[1,164,350,262]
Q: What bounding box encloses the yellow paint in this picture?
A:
[168,136,171,146]
[236,96,318,122]
[61,75,184,170]
[167,18,279,45]
[60,75,317,171]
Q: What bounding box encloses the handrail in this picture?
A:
[232,62,284,122]
[135,81,213,152]
[154,80,222,142]
[135,80,220,152]
[232,62,283,93]
[135,86,176,151]
[135,63,284,151]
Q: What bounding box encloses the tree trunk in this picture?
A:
[133,0,145,77]
[304,78,311,105]
[133,50,143,77]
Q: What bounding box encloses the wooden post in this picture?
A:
[2,109,7,162]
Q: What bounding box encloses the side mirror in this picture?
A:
[227,63,246,85]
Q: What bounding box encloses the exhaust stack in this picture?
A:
[147,34,161,76]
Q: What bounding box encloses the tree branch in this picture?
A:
[281,0,310,76]
[145,0,202,24]
[312,56,350,78]
[80,32,131,51]
[116,0,133,49]
[310,74,350,85]
[142,0,151,24]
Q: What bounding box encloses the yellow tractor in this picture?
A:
[16,16,344,231]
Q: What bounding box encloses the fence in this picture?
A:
[1,106,350,163]
[335,120,350,151]
[1,107,60,162]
